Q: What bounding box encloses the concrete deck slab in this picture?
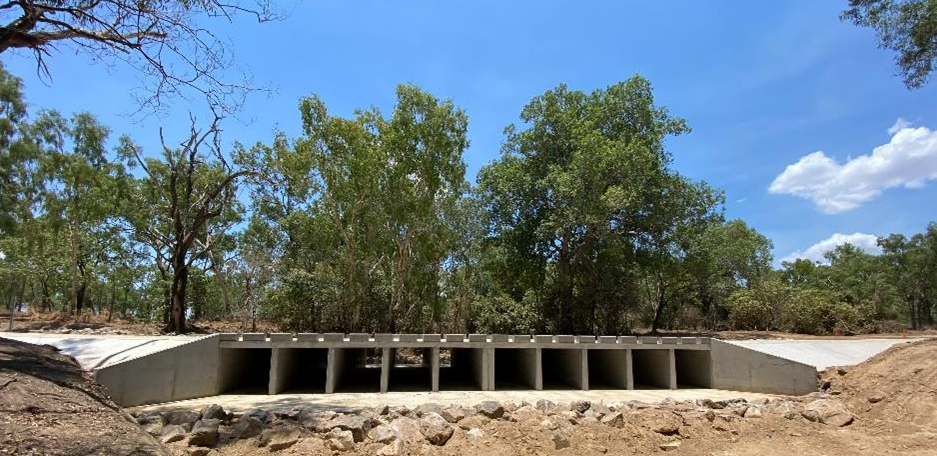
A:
[131,388,778,415]
[729,338,915,370]
[0,332,196,369]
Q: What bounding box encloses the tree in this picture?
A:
[120,116,251,333]
[842,0,937,89]
[878,226,937,328]
[479,76,726,334]
[0,61,33,237]
[38,111,126,314]
[0,0,279,113]
[679,219,774,329]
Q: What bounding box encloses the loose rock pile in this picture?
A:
[134,393,857,455]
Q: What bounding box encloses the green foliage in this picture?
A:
[471,293,539,334]
[1,62,934,335]
[784,289,860,335]
[843,0,937,89]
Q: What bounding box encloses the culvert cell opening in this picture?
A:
[219,348,271,394]
[675,349,712,388]
[388,347,433,392]
[332,348,380,393]
[494,348,538,390]
[542,348,584,390]
[272,348,327,394]
[588,349,629,389]
[631,349,672,389]
[439,348,484,391]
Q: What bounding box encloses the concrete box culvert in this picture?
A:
[219,347,272,394]
[541,348,586,390]
[326,348,381,393]
[270,348,328,394]
[631,349,675,390]
[385,348,436,392]
[588,348,631,390]
[675,349,712,388]
[494,348,539,390]
[84,333,825,406]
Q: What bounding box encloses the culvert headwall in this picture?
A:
[92,333,818,407]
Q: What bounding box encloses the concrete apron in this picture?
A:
[85,333,824,407]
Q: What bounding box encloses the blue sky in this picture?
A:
[3,0,937,264]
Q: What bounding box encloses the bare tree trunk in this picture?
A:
[169,253,189,334]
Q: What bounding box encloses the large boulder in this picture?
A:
[802,399,855,427]
[328,415,371,442]
[231,416,265,439]
[389,417,424,443]
[588,402,610,416]
[262,427,301,451]
[199,404,225,421]
[475,401,505,419]
[300,411,335,433]
[326,429,355,451]
[159,424,188,444]
[368,424,397,444]
[698,399,727,410]
[187,419,220,447]
[536,399,555,412]
[246,408,273,423]
[165,410,200,427]
[389,406,414,417]
[571,400,591,414]
[420,412,454,446]
[415,403,444,417]
[137,413,167,436]
[600,412,624,428]
[440,406,467,423]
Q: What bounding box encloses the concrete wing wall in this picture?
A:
[93,334,220,407]
[710,339,817,396]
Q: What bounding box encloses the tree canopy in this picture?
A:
[1,63,935,335]
[0,0,279,113]
[843,0,937,89]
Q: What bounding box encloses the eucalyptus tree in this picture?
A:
[0,62,33,238]
[479,76,723,334]
[120,116,252,333]
[878,225,937,328]
[38,111,127,314]
[295,85,468,332]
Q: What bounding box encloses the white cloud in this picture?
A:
[768,119,937,213]
[888,118,911,135]
[781,232,881,264]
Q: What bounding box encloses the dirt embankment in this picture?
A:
[824,338,937,431]
[0,337,169,456]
